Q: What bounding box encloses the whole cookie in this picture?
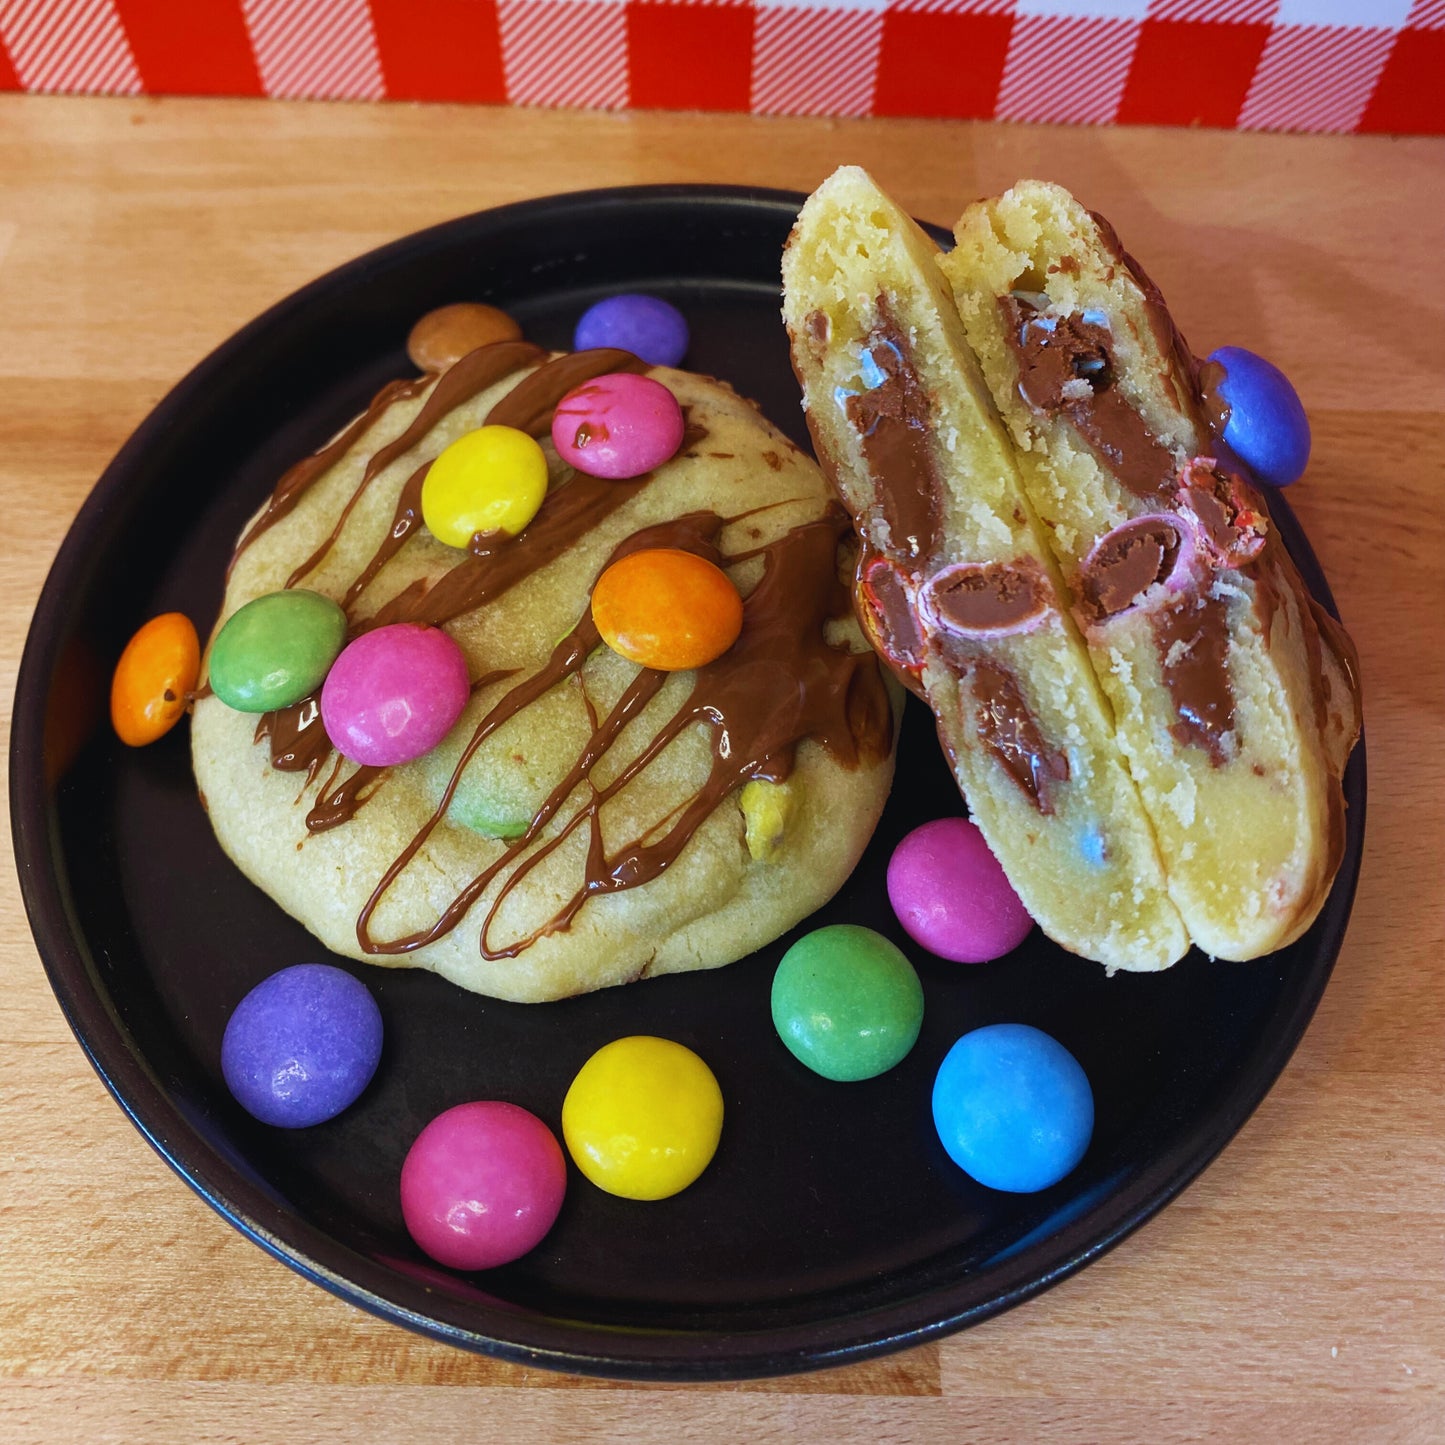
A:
[192,324,900,1002]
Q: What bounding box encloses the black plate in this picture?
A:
[10,186,1365,1381]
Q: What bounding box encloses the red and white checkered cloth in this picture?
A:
[0,0,1439,133]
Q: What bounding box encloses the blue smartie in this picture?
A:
[932,1023,1094,1193]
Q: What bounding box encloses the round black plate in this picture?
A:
[10,185,1365,1381]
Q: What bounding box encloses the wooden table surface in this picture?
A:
[1,95,1441,1444]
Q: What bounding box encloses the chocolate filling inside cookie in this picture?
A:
[1000,294,1176,501]
[842,299,944,563]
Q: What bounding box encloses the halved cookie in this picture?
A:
[782,166,1188,972]
[942,180,1360,959]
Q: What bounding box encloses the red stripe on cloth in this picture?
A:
[1359,27,1445,132]
[370,0,505,102]
[0,26,17,85]
[1116,18,1268,128]
[628,0,752,112]
[874,8,1012,119]
[114,0,261,94]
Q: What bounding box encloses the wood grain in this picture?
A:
[1,95,1441,1444]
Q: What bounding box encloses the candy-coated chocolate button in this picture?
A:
[932,1024,1094,1193]
[551,373,685,480]
[887,818,1033,963]
[421,424,549,548]
[401,1102,567,1270]
[771,924,924,1082]
[562,1036,723,1200]
[591,548,743,671]
[209,589,347,713]
[574,294,689,368]
[407,303,522,373]
[321,623,470,767]
[221,964,382,1128]
[111,612,200,746]
[1204,346,1310,488]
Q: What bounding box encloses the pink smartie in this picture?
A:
[401,1101,567,1271]
[887,817,1033,963]
[320,622,470,768]
[551,372,685,480]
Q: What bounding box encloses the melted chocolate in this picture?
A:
[964,654,1069,813]
[1178,459,1266,567]
[843,302,943,562]
[308,764,386,833]
[254,695,328,778]
[344,460,428,610]
[255,386,667,803]
[1079,518,1182,622]
[1197,358,1231,437]
[299,668,517,833]
[859,554,927,686]
[1154,593,1235,764]
[485,348,646,436]
[821,303,1065,813]
[1002,218,1358,810]
[355,420,705,635]
[998,280,1245,760]
[367,470,653,631]
[261,467,655,813]
[1001,295,1177,499]
[1086,210,1208,434]
[929,559,1049,635]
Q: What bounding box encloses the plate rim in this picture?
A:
[9,182,1366,1381]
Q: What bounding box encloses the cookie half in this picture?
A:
[193,335,900,1002]
[942,180,1360,959]
[782,166,1188,972]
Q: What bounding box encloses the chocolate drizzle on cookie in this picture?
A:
[284,341,549,589]
[485,348,647,436]
[224,321,892,959]
[254,696,328,782]
[355,508,890,960]
[229,374,431,575]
